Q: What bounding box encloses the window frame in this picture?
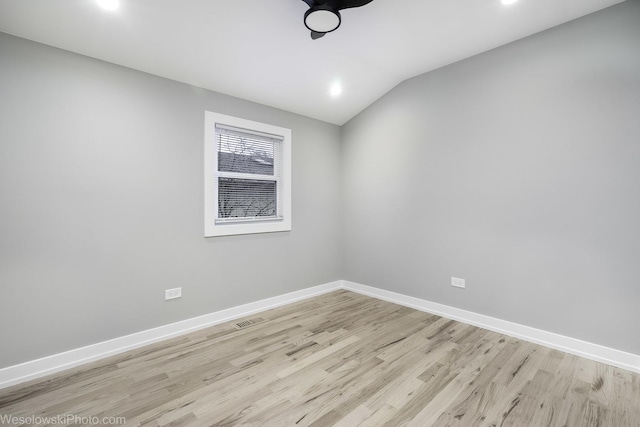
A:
[204,111,291,237]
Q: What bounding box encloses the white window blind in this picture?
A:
[215,124,284,223]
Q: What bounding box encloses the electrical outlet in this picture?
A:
[165,287,182,300]
[451,277,466,289]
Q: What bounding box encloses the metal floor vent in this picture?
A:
[233,317,267,330]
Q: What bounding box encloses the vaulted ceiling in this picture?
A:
[0,0,625,125]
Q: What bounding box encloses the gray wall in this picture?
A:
[342,1,640,355]
[0,33,342,368]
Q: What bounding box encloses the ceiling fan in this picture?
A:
[301,0,374,40]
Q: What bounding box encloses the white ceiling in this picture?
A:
[0,0,625,125]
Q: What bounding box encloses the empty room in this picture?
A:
[0,0,639,425]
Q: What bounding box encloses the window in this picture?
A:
[204,112,291,237]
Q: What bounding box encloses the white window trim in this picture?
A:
[204,111,291,237]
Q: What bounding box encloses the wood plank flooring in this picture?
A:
[0,290,638,426]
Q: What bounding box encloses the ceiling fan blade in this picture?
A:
[336,0,373,10]
[311,31,326,40]
[301,0,315,7]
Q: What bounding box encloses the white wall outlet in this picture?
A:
[451,277,466,289]
[165,287,182,300]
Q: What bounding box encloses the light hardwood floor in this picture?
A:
[0,290,638,426]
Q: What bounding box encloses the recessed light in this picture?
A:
[97,0,120,11]
[330,83,342,97]
[501,0,518,5]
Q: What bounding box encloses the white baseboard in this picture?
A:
[1,279,638,390]
[0,281,342,390]
[341,280,640,374]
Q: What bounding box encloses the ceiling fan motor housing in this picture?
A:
[304,4,342,34]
